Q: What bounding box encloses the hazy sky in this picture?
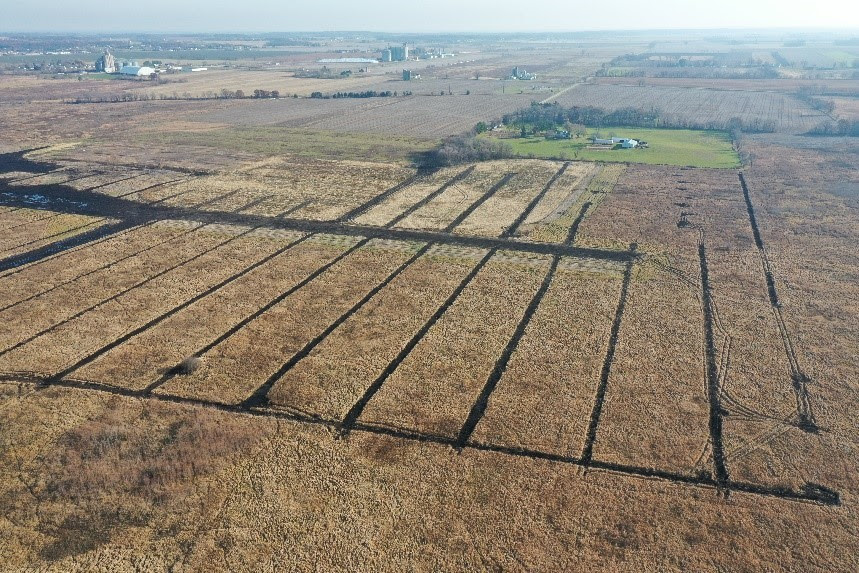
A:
[3,0,858,32]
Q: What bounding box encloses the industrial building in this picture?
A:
[383,44,409,62]
[118,65,156,77]
[511,66,537,80]
[95,50,117,73]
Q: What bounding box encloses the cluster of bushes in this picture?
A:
[251,89,280,98]
[501,101,777,134]
[808,119,859,136]
[416,135,513,167]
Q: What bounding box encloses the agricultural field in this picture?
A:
[0,30,858,572]
[553,83,830,133]
[827,96,859,120]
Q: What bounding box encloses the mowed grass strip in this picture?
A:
[454,161,561,238]
[470,267,623,456]
[0,226,284,375]
[503,128,740,169]
[135,126,437,164]
[157,239,421,404]
[267,248,483,419]
[354,168,465,227]
[359,254,552,438]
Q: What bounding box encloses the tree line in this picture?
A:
[807,119,859,136]
[310,90,412,99]
[501,101,777,133]
[414,135,513,167]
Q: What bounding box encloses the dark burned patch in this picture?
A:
[18,399,267,560]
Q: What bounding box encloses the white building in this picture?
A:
[593,136,639,148]
[118,65,156,77]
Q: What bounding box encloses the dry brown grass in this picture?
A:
[159,238,419,404]
[0,225,287,375]
[359,254,552,437]
[268,246,483,418]
[1,54,857,570]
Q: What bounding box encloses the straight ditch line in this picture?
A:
[115,178,187,200]
[0,211,67,232]
[0,217,107,256]
[336,171,427,222]
[0,221,199,314]
[234,194,276,214]
[502,162,569,238]
[455,254,560,448]
[738,172,815,430]
[240,241,432,409]
[0,223,254,358]
[581,244,636,465]
[43,228,320,384]
[5,373,839,506]
[82,173,144,192]
[339,248,497,435]
[141,233,368,396]
[276,199,313,219]
[454,197,592,447]
[5,167,72,183]
[565,201,593,245]
[0,220,140,273]
[699,237,730,489]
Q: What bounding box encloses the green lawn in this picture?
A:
[499,127,741,168]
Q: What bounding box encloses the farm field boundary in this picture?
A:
[0,374,839,507]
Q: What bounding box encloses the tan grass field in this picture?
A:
[0,37,857,571]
